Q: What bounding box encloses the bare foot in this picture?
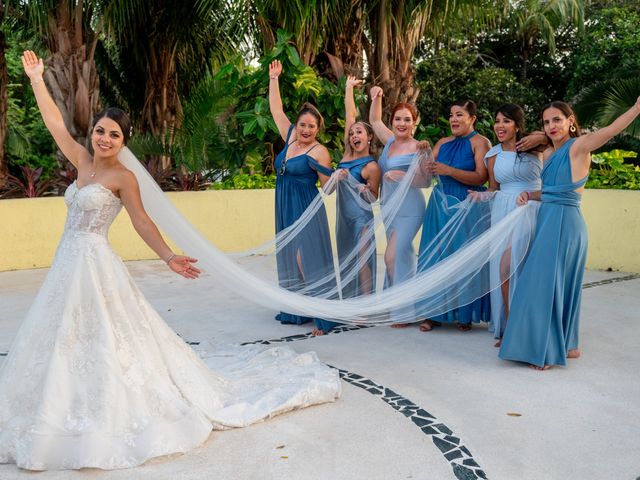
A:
[494,339,502,348]
[391,323,409,328]
[456,323,472,332]
[528,364,551,371]
[567,349,581,359]
[311,328,324,337]
[419,320,440,332]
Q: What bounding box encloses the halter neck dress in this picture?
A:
[417,131,490,324]
[485,144,542,338]
[500,138,588,367]
[274,126,338,333]
[379,137,426,322]
[336,155,377,298]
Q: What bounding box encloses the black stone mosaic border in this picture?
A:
[582,273,639,289]
[240,324,372,346]
[334,367,487,480]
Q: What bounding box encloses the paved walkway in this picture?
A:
[1,262,639,480]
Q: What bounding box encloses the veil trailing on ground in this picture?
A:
[118,147,540,325]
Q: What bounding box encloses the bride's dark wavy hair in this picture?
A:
[92,108,133,145]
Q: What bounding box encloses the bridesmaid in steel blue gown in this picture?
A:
[500,98,640,369]
[335,76,381,298]
[418,100,491,331]
[268,60,338,335]
[369,85,430,324]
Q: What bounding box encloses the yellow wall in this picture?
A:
[1,189,639,272]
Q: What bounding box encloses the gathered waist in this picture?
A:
[541,191,582,207]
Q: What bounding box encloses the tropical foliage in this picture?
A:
[1,0,639,196]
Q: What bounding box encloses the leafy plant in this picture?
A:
[587,150,640,190]
[210,173,276,190]
[1,165,58,198]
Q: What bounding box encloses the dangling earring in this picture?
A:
[570,124,577,133]
[368,140,371,145]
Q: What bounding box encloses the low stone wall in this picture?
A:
[1,189,638,272]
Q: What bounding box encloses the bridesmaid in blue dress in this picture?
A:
[500,98,640,369]
[334,76,381,298]
[477,104,543,345]
[369,85,430,324]
[267,60,338,335]
[418,100,491,332]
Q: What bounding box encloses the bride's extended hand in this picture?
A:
[168,255,201,279]
[21,50,44,81]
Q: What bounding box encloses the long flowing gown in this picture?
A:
[379,138,425,321]
[499,138,588,367]
[336,156,377,298]
[0,181,341,470]
[274,126,338,333]
[417,132,490,325]
[485,145,542,338]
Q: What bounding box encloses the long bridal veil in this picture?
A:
[118,147,540,325]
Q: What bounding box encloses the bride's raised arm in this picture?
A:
[21,50,89,168]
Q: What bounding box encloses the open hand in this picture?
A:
[168,255,201,279]
[21,50,44,81]
[269,60,282,79]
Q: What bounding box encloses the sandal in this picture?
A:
[419,320,441,332]
[456,323,472,332]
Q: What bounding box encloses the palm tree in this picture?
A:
[249,0,501,120]
[100,0,243,167]
[24,1,102,151]
[575,78,640,139]
[251,0,366,78]
[508,0,584,82]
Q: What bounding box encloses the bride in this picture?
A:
[0,51,340,471]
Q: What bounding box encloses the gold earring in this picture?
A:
[570,124,577,133]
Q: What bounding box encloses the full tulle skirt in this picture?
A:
[0,232,340,470]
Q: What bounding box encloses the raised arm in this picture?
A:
[573,97,640,157]
[369,86,393,145]
[344,76,362,147]
[22,50,88,167]
[268,60,292,141]
[118,170,200,279]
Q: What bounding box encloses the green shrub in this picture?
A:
[210,173,277,190]
[587,150,640,190]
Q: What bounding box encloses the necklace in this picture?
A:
[90,171,96,178]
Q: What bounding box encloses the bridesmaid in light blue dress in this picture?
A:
[481,104,542,343]
[335,76,381,298]
[268,60,338,335]
[369,86,430,324]
[417,100,491,331]
[500,98,640,369]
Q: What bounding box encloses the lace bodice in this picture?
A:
[63,182,122,237]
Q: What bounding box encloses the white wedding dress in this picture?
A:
[0,181,341,471]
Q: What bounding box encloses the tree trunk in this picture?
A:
[141,45,181,169]
[368,0,422,123]
[0,28,8,188]
[43,2,100,156]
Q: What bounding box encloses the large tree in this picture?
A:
[0,1,11,186]
[249,0,502,120]
[507,0,584,82]
[100,0,243,167]
[25,1,102,153]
